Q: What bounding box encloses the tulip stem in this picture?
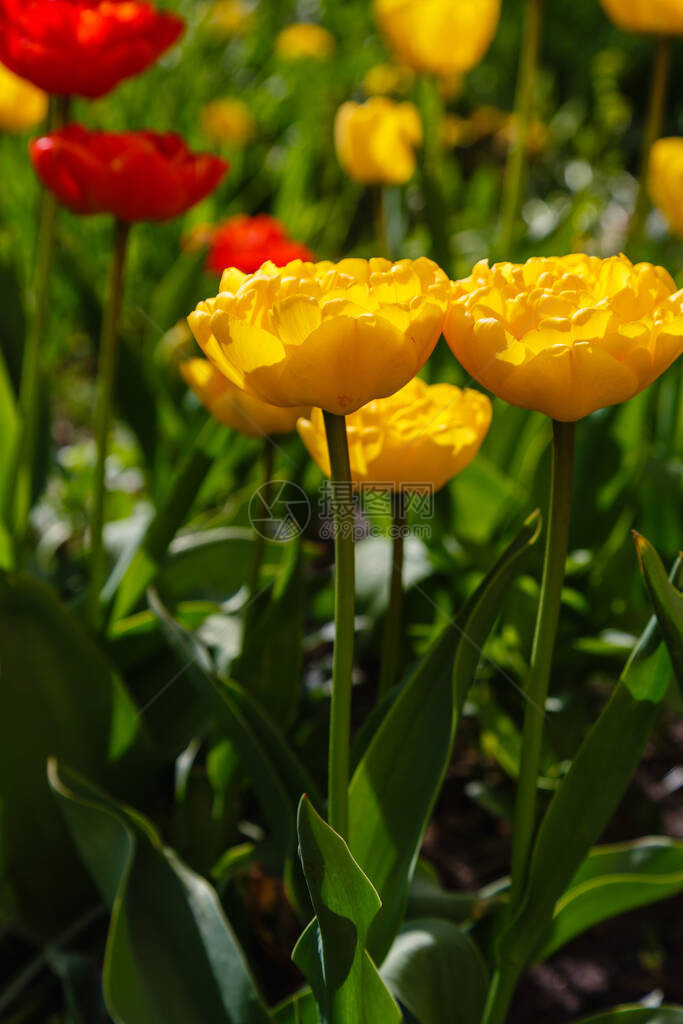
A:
[377,186,403,260]
[323,411,356,839]
[628,36,671,252]
[87,218,130,630]
[497,0,543,260]
[482,418,574,1024]
[13,93,70,556]
[377,491,406,702]
[416,75,451,270]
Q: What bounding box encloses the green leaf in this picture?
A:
[293,796,401,1024]
[348,511,542,964]
[635,534,683,688]
[144,247,208,348]
[231,538,304,725]
[271,990,319,1023]
[405,863,487,925]
[0,345,20,527]
[156,527,268,604]
[542,837,683,957]
[0,571,143,938]
[380,918,489,1024]
[574,1009,683,1023]
[48,760,271,1024]
[106,417,223,623]
[495,558,681,976]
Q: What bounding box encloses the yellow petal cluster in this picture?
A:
[362,62,415,97]
[599,0,683,34]
[205,0,254,36]
[298,377,491,492]
[200,98,255,146]
[181,359,307,438]
[648,137,683,238]
[188,258,449,416]
[275,23,336,60]
[373,0,501,76]
[334,98,422,185]
[0,64,47,133]
[445,254,683,422]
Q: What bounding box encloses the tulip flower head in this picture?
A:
[0,62,46,132]
[445,254,683,422]
[0,0,184,98]
[599,0,683,34]
[188,257,449,416]
[30,125,227,222]
[182,359,308,438]
[298,377,492,492]
[334,97,422,185]
[374,0,501,76]
[206,215,314,275]
[205,0,253,36]
[201,98,255,146]
[275,22,335,60]
[649,138,683,238]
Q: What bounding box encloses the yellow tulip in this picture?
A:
[362,62,415,96]
[275,23,336,60]
[0,64,47,133]
[374,0,501,76]
[649,137,683,237]
[599,0,683,34]
[205,0,254,36]
[298,377,491,492]
[181,359,308,437]
[334,97,422,185]
[200,98,255,146]
[444,254,683,422]
[188,258,449,416]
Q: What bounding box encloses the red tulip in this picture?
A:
[207,214,314,274]
[0,0,184,98]
[30,125,228,222]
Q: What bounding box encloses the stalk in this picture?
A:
[323,411,356,839]
[497,0,544,260]
[13,94,70,552]
[416,74,451,270]
[482,419,575,1024]
[627,36,671,250]
[377,490,406,701]
[87,219,131,628]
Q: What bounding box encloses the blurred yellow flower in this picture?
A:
[298,377,491,492]
[599,0,683,34]
[362,62,414,96]
[182,359,307,437]
[445,255,683,422]
[200,98,255,146]
[649,137,683,237]
[188,257,449,416]
[275,23,335,60]
[334,97,422,185]
[374,0,501,76]
[496,114,549,155]
[0,64,47,132]
[205,0,253,36]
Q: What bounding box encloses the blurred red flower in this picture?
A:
[30,125,228,221]
[0,0,184,98]
[207,214,314,274]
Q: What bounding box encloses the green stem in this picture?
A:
[627,36,670,252]
[13,94,70,553]
[377,186,404,261]
[497,0,543,260]
[323,411,356,839]
[483,419,574,1024]
[508,419,574,908]
[377,491,406,702]
[416,74,451,270]
[87,219,130,629]
[248,439,275,599]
